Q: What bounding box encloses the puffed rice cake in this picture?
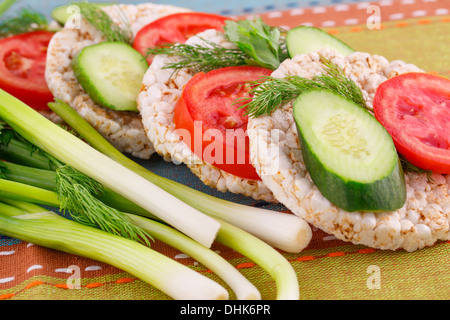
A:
[137,29,276,202]
[45,3,191,159]
[247,49,450,252]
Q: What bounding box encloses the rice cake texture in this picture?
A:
[137,29,276,202]
[247,49,450,251]
[45,3,191,159]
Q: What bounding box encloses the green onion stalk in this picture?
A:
[0,89,221,248]
[0,91,305,299]
[48,100,312,254]
[0,197,229,300]
[0,178,297,300]
[0,179,261,300]
[47,100,305,300]
[0,0,16,17]
[0,146,300,299]
[0,137,301,300]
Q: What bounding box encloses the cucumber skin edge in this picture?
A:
[286,26,355,58]
[71,45,140,113]
[296,127,407,212]
[291,90,407,212]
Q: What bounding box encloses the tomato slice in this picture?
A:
[174,66,272,180]
[373,72,450,174]
[0,31,54,111]
[133,12,231,61]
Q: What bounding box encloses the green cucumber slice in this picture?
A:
[293,89,406,212]
[72,42,148,112]
[51,2,110,25]
[286,26,354,58]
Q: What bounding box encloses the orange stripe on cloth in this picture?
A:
[25,281,44,289]
[245,0,450,29]
[0,242,447,299]
[327,251,346,257]
[116,277,134,284]
[0,293,14,300]
[235,262,256,269]
[296,255,315,261]
[85,282,103,289]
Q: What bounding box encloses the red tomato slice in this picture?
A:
[373,72,450,174]
[0,31,54,111]
[133,12,231,61]
[174,66,272,180]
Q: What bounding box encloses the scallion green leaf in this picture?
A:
[0,197,229,300]
[0,89,221,248]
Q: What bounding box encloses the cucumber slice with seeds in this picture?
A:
[72,42,148,112]
[51,2,111,25]
[293,89,406,212]
[287,26,354,58]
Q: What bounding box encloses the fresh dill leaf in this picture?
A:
[56,165,152,245]
[399,155,434,183]
[0,8,49,37]
[146,18,288,73]
[77,2,132,45]
[317,56,366,109]
[224,17,288,70]
[146,39,249,74]
[238,56,367,118]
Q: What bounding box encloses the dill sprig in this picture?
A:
[56,165,152,245]
[0,8,49,37]
[146,17,288,74]
[77,2,132,45]
[399,155,434,183]
[146,39,250,74]
[1,121,152,244]
[238,56,367,118]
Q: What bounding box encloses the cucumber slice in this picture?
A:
[51,2,110,25]
[293,89,406,212]
[72,42,148,112]
[286,26,354,58]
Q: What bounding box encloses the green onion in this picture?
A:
[0,137,58,170]
[0,180,260,300]
[0,197,229,300]
[0,178,299,299]
[0,0,16,18]
[48,99,312,254]
[47,99,306,300]
[216,219,300,300]
[120,214,262,300]
[0,92,307,299]
[0,89,221,248]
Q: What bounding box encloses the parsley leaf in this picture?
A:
[224,17,288,70]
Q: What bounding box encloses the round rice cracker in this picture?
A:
[45,3,192,159]
[247,49,450,252]
[137,29,276,202]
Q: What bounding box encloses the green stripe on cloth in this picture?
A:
[289,241,450,300]
[328,15,450,77]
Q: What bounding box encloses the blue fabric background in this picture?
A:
[6,0,369,16]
